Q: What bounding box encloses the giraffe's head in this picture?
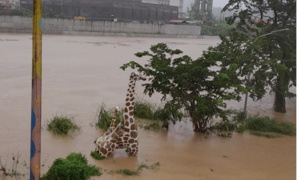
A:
[130,71,146,81]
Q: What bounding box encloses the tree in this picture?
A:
[218,0,296,113]
[121,43,244,132]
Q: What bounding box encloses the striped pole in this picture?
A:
[30,0,42,179]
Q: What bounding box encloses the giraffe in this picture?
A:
[94,71,146,158]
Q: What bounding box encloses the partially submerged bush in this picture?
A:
[246,116,296,136]
[47,115,80,135]
[249,131,282,138]
[90,151,104,160]
[143,122,162,132]
[134,101,155,120]
[209,111,296,138]
[96,103,122,131]
[41,153,101,180]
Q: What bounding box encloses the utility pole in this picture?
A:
[30,0,42,179]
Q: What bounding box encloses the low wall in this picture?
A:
[0,16,201,38]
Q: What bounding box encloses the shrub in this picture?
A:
[41,153,101,180]
[47,115,80,135]
[90,151,103,160]
[134,101,155,119]
[96,103,122,131]
[246,116,296,136]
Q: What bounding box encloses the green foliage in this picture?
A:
[96,103,122,131]
[116,169,139,176]
[112,162,160,176]
[249,131,282,138]
[121,43,243,132]
[134,100,183,130]
[209,110,295,138]
[41,153,101,180]
[246,116,296,136]
[134,101,155,119]
[90,151,104,160]
[201,21,237,36]
[47,115,80,135]
[220,0,296,113]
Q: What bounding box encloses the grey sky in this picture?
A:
[213,0,229,8]
[183,0,229,11]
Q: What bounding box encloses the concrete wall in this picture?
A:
[0,16,201,37]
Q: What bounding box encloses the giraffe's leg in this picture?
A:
[128,141,138,156]
[97,141,117,158]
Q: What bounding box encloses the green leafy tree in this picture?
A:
[121,43,243,132]
[217,0,296,113]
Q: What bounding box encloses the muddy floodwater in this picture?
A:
[0,34,296,180]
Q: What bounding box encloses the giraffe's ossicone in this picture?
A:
[94,72,146,158]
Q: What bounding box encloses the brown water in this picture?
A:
[0,34,296,180]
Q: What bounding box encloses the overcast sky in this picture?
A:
[183,0,230,11]
[213,0,229,8]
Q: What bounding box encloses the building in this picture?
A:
[144,0,184,19]
[0,0,20,9]
[20,0,179,22]
[142,0,170,4]
[169,0,184,19]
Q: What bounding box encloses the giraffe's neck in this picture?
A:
[123,77,137,128]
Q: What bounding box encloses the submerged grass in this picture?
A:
[96,103,122,131]
[246,116,296,136]
[90,151,104,160]
[209,110,295,138]
[143,122,162,132]
[249,131,282,138]
[41,153,101,180]
[47,114,80,135]
[134,101,155,120]
[111,162,160,176]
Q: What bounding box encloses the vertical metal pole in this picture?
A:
[243,49,253,119]
[30,0,42,179]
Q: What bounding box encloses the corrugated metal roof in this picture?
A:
[168,20,187,23]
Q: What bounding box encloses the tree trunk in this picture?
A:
[193,120,208,133]
[273,89,286,113]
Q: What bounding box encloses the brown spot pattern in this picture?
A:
[100,148,107,154]
[125,121,129,126]
[125,115,129,119]
[128,139,134,143]
[129,112,134,116]
[130,131,137,138]
[126,103,130,106]
[130,118,133,123]
[130,97,135,101]
[129,107,134,111]
[130,124,135,130]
